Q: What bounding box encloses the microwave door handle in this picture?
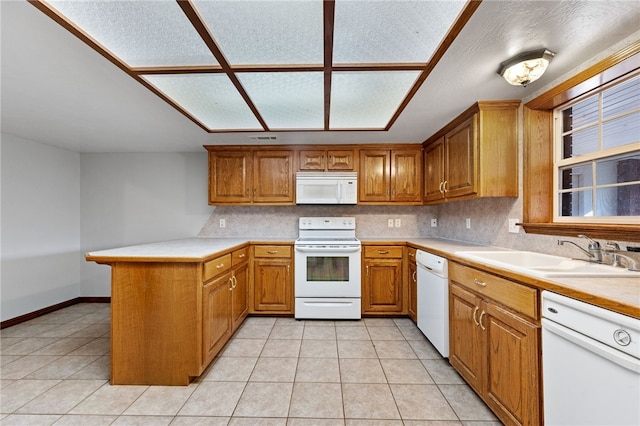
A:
[336,181,341,202]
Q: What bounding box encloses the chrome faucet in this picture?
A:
[557,235,602,263]
[605,242,640,271]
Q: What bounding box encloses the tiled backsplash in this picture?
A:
[198,199,639,261]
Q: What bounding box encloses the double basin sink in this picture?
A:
[454,250,640,278]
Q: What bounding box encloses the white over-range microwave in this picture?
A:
[296,172,358,204]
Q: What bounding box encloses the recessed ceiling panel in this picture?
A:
[193,0,324,65]
[143,74,262,131]
[330,71,421,129]
[238,72,324,129]
[45,0,218,67]
[333,0,467,64]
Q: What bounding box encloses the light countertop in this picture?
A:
[86,236,639,318]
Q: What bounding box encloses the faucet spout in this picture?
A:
[557,239,598,261]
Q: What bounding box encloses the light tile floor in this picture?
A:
[1,303,502,425]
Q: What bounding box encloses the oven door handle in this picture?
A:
[295,246,361,253]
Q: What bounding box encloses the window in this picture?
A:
[553,71,640,223]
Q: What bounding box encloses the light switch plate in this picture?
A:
[219,219,225,228]
[388,219,394,228]
[395,218,401,227]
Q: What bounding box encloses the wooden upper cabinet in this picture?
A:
[299,149,355,171]
[253,150,294,203]
[424,137,446,202]
[209,150,252,204]
[445,116,477,199]
[360,147,422,204]
[423,101,519,205]
[359,150,390,202]
[207,148,294,205]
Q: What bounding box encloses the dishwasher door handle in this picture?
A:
[542,318,640,374]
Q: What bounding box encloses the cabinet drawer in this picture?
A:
[449,262,538,319]
[254,245,292,258]
[364,246,403,259]
[203,254,232,282]
[232,247,249,265]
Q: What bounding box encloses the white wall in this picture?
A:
[80,153,213,296]
[1,134,81,321]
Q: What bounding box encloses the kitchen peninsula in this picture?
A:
[87,237,640,387]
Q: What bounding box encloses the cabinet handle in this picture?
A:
[443,180,448,193]
[439,181,444,194]
[216,263,226,269]
[479,311,487,331]
[378,250,389,254]
[472,306,480,326]
[228,277,233,291]
[267,250,278,254]
[232,275,237,289]
[473,278,486,287]
[412,271,417,282]
[253,188,256,197]
[238,253,246,258]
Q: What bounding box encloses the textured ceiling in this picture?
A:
[1,0,639,152]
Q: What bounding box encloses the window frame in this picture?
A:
[552,71,640,224]
[522,40,640,242]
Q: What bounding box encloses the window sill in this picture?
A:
[521,222,640,243]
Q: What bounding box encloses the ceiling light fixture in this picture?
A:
[498,48,555,87]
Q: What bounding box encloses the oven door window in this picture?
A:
[307,256,349,282]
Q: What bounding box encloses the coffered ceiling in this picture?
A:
[1,1,639,152]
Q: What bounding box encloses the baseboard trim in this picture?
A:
[1,297,111,329]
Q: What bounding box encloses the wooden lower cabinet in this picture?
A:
[362,245,404,314]
[252,245,293,313]
[407,248,417,322]
[202,272,232,367]
[449,263,541,426]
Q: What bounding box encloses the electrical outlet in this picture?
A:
[387,219,394,228]
[430,218,437,227]
[465,218,471,229]
[395,218,401,227]
[508,218,520,233]
[219,219,225,228]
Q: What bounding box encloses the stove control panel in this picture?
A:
[299,217,355,230]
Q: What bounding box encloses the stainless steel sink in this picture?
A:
[454,250,640,278]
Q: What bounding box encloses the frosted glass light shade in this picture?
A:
[193,0,323,65]
[45,0,218,67]
[498,49,555,86]
[143,74,262,131]
[330,71,421,129]
[238,72,324,129]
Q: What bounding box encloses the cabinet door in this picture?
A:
[231,263,249,332]
[449,283,485,393]
[299,150,326,171]
[424,138,446,202]
[253,150,295,203]
[253,258,293,312]
[445,116,477,199]
[202,273,232,367]
[327,149,355,170]
[209,151,252,204]
[407,255,417,323]
[363,258,403,313]
[484,302,540,426]
[391,149,422,202]
[359,150,390,202]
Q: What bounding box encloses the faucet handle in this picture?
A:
[578,234,600,248]
[605,241,620,251]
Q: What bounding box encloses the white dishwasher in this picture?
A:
[416,250,449,357]
[542,291,640,425]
